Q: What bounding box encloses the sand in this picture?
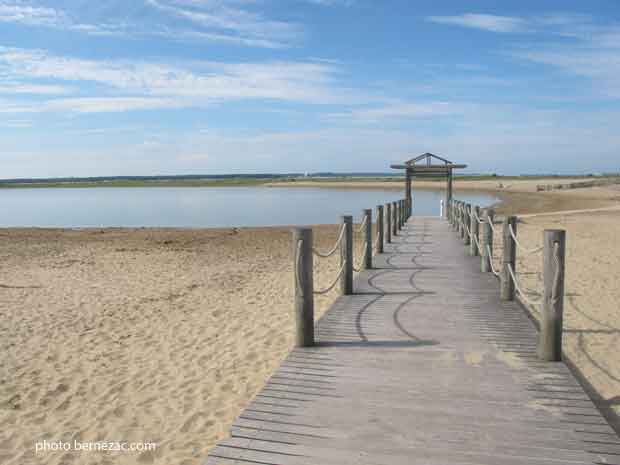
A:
[2,179,619,465]
[0,226,349,465]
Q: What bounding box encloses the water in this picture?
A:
[0,187,497,228]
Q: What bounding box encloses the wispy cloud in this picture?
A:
[0,2,65,27]
[427,14,525,33]
[0,0,301,48]
[302,0,354,6]
[327,101,466,123]
[0,46,365,113]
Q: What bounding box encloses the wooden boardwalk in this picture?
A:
[206,217,620,465]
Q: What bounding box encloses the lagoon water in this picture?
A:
[0,187,497,228]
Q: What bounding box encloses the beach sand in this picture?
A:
[1,180,619,465]
[0,226,351,465]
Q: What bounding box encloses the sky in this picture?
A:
[1,0,619,178]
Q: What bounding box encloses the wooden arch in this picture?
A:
[390,153,467,217]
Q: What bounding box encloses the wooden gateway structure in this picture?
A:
[390,152,466,217]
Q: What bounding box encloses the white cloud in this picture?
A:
[507,20,620,97]
[0,81,73,94]
[0,0,300,48]
[146,0,299,43]
[327,102,466,122]
[0,46,370,113]
[427,14,525,33]
[0,2,66,27]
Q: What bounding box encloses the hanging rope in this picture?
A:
[352,242,369,272]
[312,223,346,258]
[486,244,501,277]
[487,216,497,234]
[313,261,346,295]
[372,229,381,253]
[472,210,484,225]
[294,239,304,296]
[506,263,543,307]
[508,223,543,256]
[551,242,562,307]
[357,215,368,233]
[472,232,481,254]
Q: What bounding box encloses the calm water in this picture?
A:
[0,187,497,228]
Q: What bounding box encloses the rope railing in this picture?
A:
[357,214,368,233]
[312,223,346,258]
[472,209,484,224]
[352,242,369,273]
[551,241,562,306]
[506,263,543,308]
[444,203,567,362]
[487,216,497,234]
[294,239,304,296]
[486,244,501,277]
[313,261,347,295]
[372,229,381,253]
[508,223,543,256]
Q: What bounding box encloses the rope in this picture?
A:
[507,263,543,307]
[313,261,346,295]
[294,239,304,296]
[352,242,369,272]
[372,230,381,253]
[472,233,481,254]
[312,223,346,258]
[551,242,562,306]
[486,244,501,277]
[487,216,497,234]
[472,210,484,225]
[508,224,543,256]
[357,215,368,233]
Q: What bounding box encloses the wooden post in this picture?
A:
[392,201,398,236]
[480,208,494,273]
[340,216,353,295]
[501,216,517,301]
[452,200,458,230]
[463,203,471,245]
[470,205,480,256]
[386,203,392,244]
[400,200,404,228]
[292,228,314,347]
[445,169,452,219]
[376,205,384,254]
[405,168,411,217]
[538,229,566,362]
[458,202,464,236]
[363,209,372,270]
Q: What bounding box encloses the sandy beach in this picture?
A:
[0,226,348,465]
[1,180,619,465]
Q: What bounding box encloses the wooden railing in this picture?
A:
[292,197,410,347]
[448,199,566,362]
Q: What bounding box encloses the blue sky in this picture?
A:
[1,0,619,178]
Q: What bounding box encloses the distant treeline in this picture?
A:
[1,172,618,185]
[0,174,298,184]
